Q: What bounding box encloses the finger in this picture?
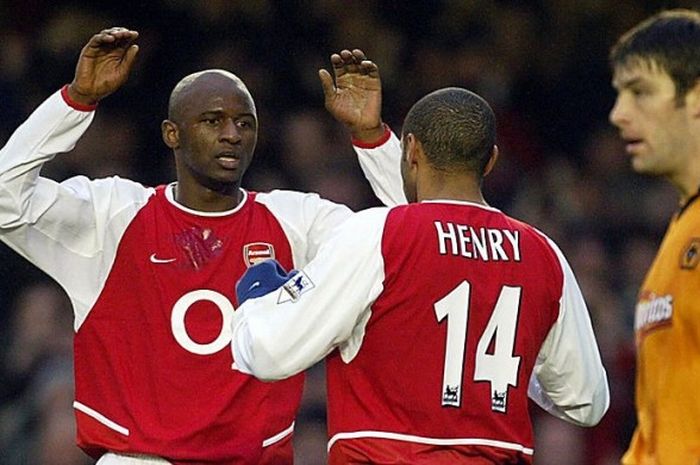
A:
[318,69,336,101]
[330,53,344,68]
[330,52,347,78]
[338,49,360,75]
[87,28,138,49]
[359,60,379,78]
[122,44,140,69]
[351,49,367,62]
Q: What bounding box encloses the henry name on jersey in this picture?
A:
[434,221,521,262]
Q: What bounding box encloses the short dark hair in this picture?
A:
[610,9,700,100]
[402,87,496,176]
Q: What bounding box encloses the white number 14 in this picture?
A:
[434,281,522,412]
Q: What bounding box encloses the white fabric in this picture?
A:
[353,132,407,206]
[232,207,388,379]
[255,190,354,269]
[527,234,610,426]
[0,90,153,330]
[96,453,170,465]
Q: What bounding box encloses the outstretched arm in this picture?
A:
[67,27,140,106]
[0,27,150,328]
[320,49,406,206]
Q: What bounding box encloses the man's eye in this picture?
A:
[237,120,252,128]
[205,118,220,125]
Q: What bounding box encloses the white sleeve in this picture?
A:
[527,239,610,426]
[0,89,154,329]
[231,208,389,381]
[255,190,353,268]
[354,130,408,207]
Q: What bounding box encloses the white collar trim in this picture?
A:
[164,183,248,217]
[421,199,500,212]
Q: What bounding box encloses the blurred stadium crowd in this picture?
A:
[0,0,695,464]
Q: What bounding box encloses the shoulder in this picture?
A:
[254,189,323,203]
[253,189,352,214]
[62,174,154,200]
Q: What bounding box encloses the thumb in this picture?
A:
[318,69,335,103]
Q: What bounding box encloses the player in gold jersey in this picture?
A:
[609,9,700,465]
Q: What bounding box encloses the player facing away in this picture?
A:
[609,9,700,465]
[0,28,404,464]
[231,87,610,464]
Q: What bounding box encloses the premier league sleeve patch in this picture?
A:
[278,271,315,303]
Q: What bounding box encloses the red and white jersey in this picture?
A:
[0,90,403,464]
[232,202,610,464]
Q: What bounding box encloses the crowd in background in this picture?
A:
[0,0,694,463]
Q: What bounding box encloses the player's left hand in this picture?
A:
[236,260,297,304]
[319,48,385,143]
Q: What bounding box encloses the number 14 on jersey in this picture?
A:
[434,281,522,413]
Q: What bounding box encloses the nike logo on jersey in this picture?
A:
[149,253,177,264]
[248,281,261,291]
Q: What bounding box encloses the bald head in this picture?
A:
[168,70,256,123]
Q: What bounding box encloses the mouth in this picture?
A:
[216,152,241,170]
[622,137,644,155]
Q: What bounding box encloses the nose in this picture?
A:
[220,118,241,144]
[609,95,627,128]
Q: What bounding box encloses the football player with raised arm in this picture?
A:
[232,87,610,464]
[0,28,405,464]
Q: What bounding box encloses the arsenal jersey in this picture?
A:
[232,201,610,464]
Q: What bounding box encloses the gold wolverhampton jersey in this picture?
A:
[623,195,700,465]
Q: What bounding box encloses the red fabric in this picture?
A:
[351,123,392,149]
[330,438,531,464]
[326,202,564,464]
[60,85,98,112]
[73,188,302,464]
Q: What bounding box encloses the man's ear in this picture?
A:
[161,120,180,149]
[483,145,499,177]
[404,133,422,168]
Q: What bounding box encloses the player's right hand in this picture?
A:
[68,27,139,106]
[319,48,385,143]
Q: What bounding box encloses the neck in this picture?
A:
[416,171,487,204]
[174,182,242,212]
[670,160,700,207]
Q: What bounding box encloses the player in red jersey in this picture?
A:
[0,28,404,464]
[232,87,610,464]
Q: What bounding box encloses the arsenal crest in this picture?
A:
[243,242,275,267]
[680,238,700,270]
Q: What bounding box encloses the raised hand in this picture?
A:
[68,27,140,106]
[319,49,385,143]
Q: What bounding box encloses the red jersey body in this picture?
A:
[326,203,561,463]
[74,187,300,464]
